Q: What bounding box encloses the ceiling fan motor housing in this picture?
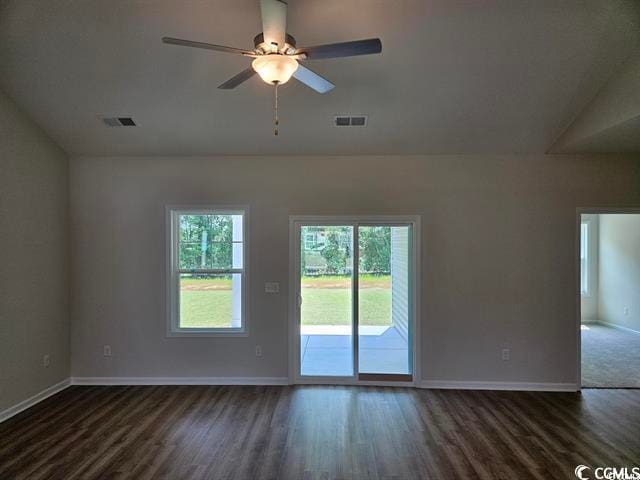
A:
[253,33,297,54]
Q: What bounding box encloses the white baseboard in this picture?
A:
[595,321,640,336]
[70,376,290,386]
[0,378,71,423]
[420,380,579,392]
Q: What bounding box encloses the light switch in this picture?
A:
[265,282,280,293]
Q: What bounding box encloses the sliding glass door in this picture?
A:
[294,219,416,382]
[300,225,354,376]
[358,225,412,379]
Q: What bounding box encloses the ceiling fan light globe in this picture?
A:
[252,55,298,85]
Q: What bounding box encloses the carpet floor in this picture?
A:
[581,323,640,388]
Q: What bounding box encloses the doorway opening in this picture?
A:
[579,211,640,388]
[289,216,420,385]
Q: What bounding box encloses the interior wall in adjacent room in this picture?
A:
[598,213,640,332]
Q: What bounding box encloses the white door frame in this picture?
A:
[288,215,421,387]
[575,207,640,390]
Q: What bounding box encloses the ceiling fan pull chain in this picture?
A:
[274,82,279,136]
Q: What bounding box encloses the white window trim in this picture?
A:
[166,205,249,337]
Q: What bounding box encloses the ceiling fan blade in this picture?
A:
[162,37,254,56]
[260,0,287,51]
[293,63,335,94]
[217,67,257,89]
[296,38,382,60]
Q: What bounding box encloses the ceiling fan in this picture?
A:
[162,0,382,134]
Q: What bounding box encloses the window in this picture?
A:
[304,233,316,250]
[580,222,589,295]
[167,207,247,335]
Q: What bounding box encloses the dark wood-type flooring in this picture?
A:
[1,385,639,479]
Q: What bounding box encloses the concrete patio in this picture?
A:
[300,325,410,376]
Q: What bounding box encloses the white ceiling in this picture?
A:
[559,116,640,153]
[551,48,640,154]
[1,0,639,156]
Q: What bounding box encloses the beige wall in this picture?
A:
[598,214,640,332]
[69,154,640,386]
[0,90,69,413]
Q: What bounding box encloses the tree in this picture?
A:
[321,228,349,274]
[359,227,390,274]
[179,214,233,269]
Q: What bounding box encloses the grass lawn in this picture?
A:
[180,290,232,328]
[179,275,391,328]
[301,288,391,326]
[300,274,390,289]
[179,276,233,328]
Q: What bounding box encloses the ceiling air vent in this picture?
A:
[333,115,368,127]
[100,116,137,127]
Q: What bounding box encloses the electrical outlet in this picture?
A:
[501,349,510,361]
[255,345,263,357]
[43,354,50,368]
[103,345,112,357]
[624,307,630,316]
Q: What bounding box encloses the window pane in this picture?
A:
[300,226,354,376]
[178,214,243,270]
[358,226,393,329]
[358,226,411,375]
[179,273,242,328]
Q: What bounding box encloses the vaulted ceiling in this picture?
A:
[0,0,638,156]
